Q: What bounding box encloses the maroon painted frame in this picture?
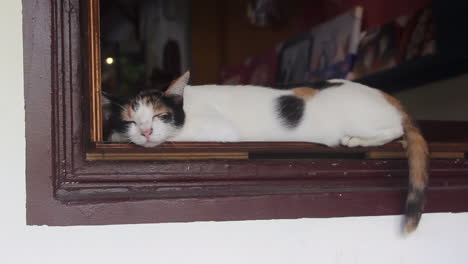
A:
[25,0,468,226]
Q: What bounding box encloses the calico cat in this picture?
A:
[105,71,428,233]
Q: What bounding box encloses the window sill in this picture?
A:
[87,141,467,161]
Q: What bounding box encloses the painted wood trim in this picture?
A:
[24,0,468,227]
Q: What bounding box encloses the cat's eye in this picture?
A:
[153,113,171,119]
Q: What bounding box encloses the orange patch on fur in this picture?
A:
[293,87,318,100]
[121,105,134,121]
[404,217,419,234]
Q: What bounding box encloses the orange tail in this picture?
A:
[382,92,429,233]
[402,114,429,233]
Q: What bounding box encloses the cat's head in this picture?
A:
[107,71,189,147]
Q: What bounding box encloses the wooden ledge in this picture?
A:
[87,141,467,161]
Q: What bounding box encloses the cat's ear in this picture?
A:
[166,71,190,96]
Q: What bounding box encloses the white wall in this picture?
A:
[1,2,468,264]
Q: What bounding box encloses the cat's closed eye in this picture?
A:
[153,113,172,121]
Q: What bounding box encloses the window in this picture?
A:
[26,0,468,226]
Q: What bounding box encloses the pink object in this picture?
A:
[141,129,153,138]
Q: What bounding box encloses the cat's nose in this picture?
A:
[141,128,153,138]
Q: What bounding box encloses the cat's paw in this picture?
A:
[398,139,408,149]
[340,136,351,146]
[340,136,362,147]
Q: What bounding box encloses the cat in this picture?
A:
[104,71,428,233]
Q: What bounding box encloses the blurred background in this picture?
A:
[100,0,468,122]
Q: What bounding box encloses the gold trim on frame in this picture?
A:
[86,152,249,161]
[88,0,102,142]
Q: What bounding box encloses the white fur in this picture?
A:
[109,131,128,142]
[127,102,180,147]
[116,78,404,148]
[172,80,404,147]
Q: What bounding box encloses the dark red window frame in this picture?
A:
[25,0,468,226]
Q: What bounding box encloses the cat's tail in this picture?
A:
[401,113,429,233]
[383,92,429,233]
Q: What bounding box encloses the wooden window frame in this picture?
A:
[25,0,468,226]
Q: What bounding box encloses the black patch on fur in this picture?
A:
[137,89,164,98]
[276,96,304,129]
[160,94,185,127]
[311,80,344,90]
[272,80,344,90]
[405,185,427,222]
[158,113,173,123]
[102,92,132,141]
